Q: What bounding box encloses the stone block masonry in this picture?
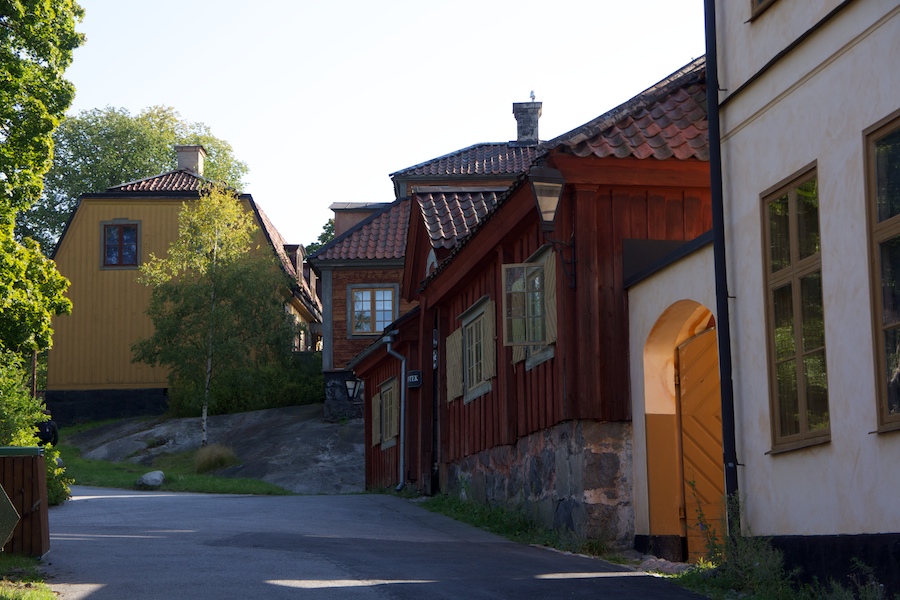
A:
[444,420,634,548]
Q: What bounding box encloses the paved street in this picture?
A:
[43,486,702,599]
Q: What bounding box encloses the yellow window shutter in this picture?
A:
[512,344,526,364]
[391,383,399,440]
[484,300,496,379]
[544,251,558,344]
[446,328,463,401]
[371,392,381,446]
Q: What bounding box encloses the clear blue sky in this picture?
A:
[65,0,706,246]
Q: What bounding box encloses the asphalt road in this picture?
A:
[43,486,703,600]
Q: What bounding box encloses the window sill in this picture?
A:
[100,265,140,270]
[766,434,830,455]
[348,332,382,340]
[463,381,491,404]
[526,345,554,371]
[874,420,900,435]
[379,437,397,450]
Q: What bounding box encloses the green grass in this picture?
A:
[0,555,55,600]
[419,494,608,557]
[57,424,291,496]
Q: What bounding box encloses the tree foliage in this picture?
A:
[0,1,79,505]
[0,222,70,354]
[0,0,84,221]
[16,105,250,253]
[132,186,299,444]
[305,218,335,254]
[0,349,72,504]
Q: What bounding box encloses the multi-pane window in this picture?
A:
[764,171,830,448]
[350,287,394,335]
[103,223,138,267]
[504,263,545,345]
[380,379,397,441]
[503,248,557,357]
[464,314,485,394]
[445,298,495,403]
[868,117,900,428]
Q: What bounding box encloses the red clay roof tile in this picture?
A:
[391,143,539,179]
[549,57,708,161]
[312,199,409,262]
[416,190,504,250]
[107,170,205,192]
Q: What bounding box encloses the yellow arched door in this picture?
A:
[677,328,724,562]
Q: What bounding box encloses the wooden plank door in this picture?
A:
[677,328,724,562]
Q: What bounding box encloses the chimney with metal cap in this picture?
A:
[512,101,542,145]
[175,144,206,175]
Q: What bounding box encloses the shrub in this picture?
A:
[0,351,71,505]
[194,444,238,473]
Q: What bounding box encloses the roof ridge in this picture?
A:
[106,168,206,191]
[389,141,533,178]
[543,56,706,151]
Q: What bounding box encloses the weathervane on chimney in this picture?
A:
[530,90,535,102]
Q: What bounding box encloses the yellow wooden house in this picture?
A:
[45,146,321,422]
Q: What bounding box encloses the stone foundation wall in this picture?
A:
[443,420,634,548]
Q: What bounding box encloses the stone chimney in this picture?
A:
[512,101,542,145]
[175,145,206,175]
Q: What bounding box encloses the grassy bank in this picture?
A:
[57,422,291,496]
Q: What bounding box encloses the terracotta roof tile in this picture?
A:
[416,190,503,250]
[548,56,708,161]
[312,199,409,262]
[391,143,539,179]
[107,169,205,192]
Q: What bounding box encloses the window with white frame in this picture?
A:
[868,115,900,430]
[763,169,830,449]
[503,248,557,368]
[445,297,495,403]
[348,285,396,336]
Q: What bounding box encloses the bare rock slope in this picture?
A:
[66,404,365,495]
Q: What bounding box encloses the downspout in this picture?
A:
[385,331,407,491]
[704,0,740,500]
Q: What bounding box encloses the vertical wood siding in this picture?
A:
[47,198,302,391]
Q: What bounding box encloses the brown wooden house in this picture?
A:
[352,58,711,548]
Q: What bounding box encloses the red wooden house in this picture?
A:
[314,104,545,419]
[352,58,711,548]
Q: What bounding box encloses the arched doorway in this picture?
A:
[643,300,724,562]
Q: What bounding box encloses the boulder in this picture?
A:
[136,470,165,490]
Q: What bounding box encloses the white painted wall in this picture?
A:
[717,0,900,536]
[627,244,716,536]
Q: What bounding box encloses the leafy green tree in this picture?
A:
[16,105,250,253]
[0,222,71,354]
[0,349,72,504]
[305,218,335,254]
[0,1,79,505]
[132,186,297,445]
[0,0,84,221]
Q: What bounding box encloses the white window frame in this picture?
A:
[347,284,397,338]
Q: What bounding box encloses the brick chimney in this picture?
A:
[175,145,206,175]
[512,102,542,145]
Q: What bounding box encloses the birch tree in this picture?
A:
[133,185,293,445]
